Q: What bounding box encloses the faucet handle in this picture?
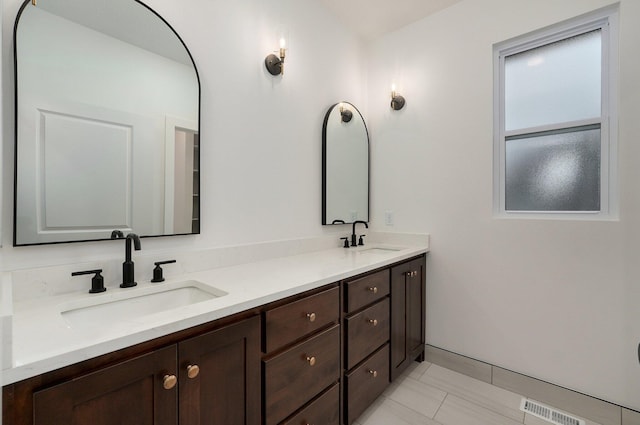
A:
[340,237,350,249]
[151,260,176,282]
[72,269,106,294]
[358,235,366,246]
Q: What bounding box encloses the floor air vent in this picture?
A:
[520,399,585,425]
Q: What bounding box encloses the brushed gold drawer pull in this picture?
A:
[367,286,378,294]
[306,356,316,366]
[367,318,378,326]
[187,364,200,379]
[368,369,378,378]
[306,312,316,322]
[163,374,177,390]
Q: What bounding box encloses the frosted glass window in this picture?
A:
[494,8,618,218]
[506,127,600,211]
[505,30,601,131]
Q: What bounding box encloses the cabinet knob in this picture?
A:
[368,369,378,378]
[306,312,316,322]
[367,318,378,326]
[187,364,200,379]
[305,356,316,366]
[163,374,177,390]
[367,286,378,294]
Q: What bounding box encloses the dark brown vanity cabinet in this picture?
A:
[3,315,261,425]
[3,254,426,425]
[390,256,426,381]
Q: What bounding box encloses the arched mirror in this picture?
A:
[13,0,200,246]
[322,102,369,225]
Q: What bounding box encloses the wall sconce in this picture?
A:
[339,105,353,123]
[265,37,287,76]
[390,84,406,111]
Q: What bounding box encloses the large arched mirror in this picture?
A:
[322,102,369,225]
[13,0,200,246]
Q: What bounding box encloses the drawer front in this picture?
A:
[345,269,390,313]
[345,298,389,370]
[264,286,339,353]
[345,344,390,425]
[264,325,341,425]
[282,384,340,425]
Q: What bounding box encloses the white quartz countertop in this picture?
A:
[4,243,428,385]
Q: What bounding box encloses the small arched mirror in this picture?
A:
[13,0,200,245]
[322,102,369,225]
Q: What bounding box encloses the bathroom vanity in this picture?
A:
[2,249,426,425]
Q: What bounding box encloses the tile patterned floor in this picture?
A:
[354,362,603,425]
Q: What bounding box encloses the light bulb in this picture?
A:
[279,37,286,49]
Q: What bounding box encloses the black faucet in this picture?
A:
[121,233,141,288]
[351,220,368,247]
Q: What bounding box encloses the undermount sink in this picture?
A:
[357,247,403,254]
[60,280,227,329]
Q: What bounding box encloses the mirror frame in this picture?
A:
[322,101,370,225]
[12,0,201,246]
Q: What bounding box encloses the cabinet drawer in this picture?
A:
[264,286,339,353]
[282,383,340,425]
[264,325,340,425]
[345,269,389,313]
[345,344,390,425]
[345,298,389,370]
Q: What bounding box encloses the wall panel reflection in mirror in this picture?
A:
[14,0,200,245]
[322,102,369,225]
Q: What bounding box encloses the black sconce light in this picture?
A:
[265,37,287,76]
[390,84,406,110]
[340,105,353,123]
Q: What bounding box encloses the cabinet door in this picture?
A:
[178,315,261,425]
[32,346,177,425]
[390,256,426,381]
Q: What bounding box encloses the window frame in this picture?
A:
[493,6,619,220]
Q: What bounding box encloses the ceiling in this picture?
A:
[36,0,192,65]
[318,0,463,42]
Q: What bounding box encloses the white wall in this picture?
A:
[367,0,640,410]
[1,0,367,269]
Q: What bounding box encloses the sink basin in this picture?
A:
[358,247,403,254]
[60,280,227,329]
